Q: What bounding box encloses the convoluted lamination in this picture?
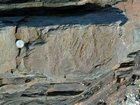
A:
[16,26,119,77]
[0,0,140,105]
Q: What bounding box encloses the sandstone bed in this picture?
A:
[0,0,140,105]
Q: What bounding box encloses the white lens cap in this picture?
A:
[16,40,24,48]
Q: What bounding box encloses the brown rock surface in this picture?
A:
[0,0,140,105]
[0,27,18,74]
[18,26,118,77]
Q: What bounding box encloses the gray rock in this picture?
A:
[0,27,18,74]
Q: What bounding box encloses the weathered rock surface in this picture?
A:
[0,27,17,74]
[0,0,140,105]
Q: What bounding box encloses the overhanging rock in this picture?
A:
[0,0,127,16]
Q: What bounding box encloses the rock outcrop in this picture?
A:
[0,27,17,74]
[0,0,140,105]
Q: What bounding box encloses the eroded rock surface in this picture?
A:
[0,0,140,105]
[0,27,17,74]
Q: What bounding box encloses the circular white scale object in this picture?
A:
[16,40,24,48]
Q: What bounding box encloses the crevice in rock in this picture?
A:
[119,61,135,68]
[47,91,83,96]
[17,48,21,57]
[21,93,45,97]
[0,4,103,16]
[97,102,107,105]
[0,3,126,21]
[0,84,6,87]
[24,79,31,83]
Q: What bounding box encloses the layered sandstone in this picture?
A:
[0,0,140,105]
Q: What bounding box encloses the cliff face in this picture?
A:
[0,0,140,105]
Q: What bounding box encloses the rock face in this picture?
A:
[17,25,118,76]
[0,27,17,74]
[0,0,140,105]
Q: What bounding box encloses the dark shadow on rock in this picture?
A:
[0,3,128,27]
